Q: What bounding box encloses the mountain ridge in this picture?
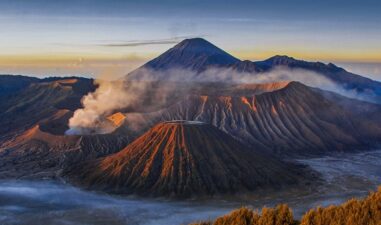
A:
[127,38,381,103]
[122,81,381,156]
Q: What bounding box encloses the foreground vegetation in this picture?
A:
[191,186,381,225]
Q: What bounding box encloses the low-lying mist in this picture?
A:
[1,150,380,225]
[65,66,373,135]
[0,180,231,225]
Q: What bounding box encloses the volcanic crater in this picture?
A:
[66,120,316,198]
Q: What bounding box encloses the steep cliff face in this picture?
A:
[124,82,381,156]
[67,121,314,198]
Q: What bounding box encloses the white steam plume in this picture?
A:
[129,66,337,89]
[65,79,148,135]
[66,66,372,135]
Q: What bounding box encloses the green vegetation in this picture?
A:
[191,186,381,225]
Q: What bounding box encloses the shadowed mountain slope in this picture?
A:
[259,55,381,101]
[0,76,96,140]
[0,123,132,179]
[67,121,314,198]
[0,76,133,179]
[0,75,39,96]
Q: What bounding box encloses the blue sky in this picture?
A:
[0,0,380,79]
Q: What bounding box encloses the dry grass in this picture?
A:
[301,186,381,225]
[191,186,381,225]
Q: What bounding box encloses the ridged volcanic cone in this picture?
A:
[68,121,313,197]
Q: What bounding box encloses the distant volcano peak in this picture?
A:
[174,38,229,54]
[141,37,240,72]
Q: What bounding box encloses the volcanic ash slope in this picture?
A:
[67,121,315,198]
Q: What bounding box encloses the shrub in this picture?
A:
[191,205,297,225]
[300,186,381,225]
[191,186,381,225]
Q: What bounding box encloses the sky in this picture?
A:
[0,0,380,80]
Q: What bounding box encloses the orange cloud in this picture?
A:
[0,54,149,79]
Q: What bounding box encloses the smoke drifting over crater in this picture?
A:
[65,66,365,135]
[65,79,147,135]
